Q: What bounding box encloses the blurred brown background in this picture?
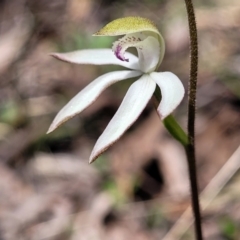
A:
[0,0,240,239]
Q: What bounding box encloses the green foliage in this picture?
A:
[93,154,110,173]
[94,156,126,205]
[59,31,113,52]
[219,216,239,239]
[220,73,240,99]
[146,205,164,229]
[103,178,126,205]
[0,101,25,127]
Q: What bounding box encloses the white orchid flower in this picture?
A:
[47,17,185,163]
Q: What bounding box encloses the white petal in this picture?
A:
[47,70,142,133]
[51,49,140,70]
[112,34,160,73]
[150,72,185,119]
[137,36,160,73]
[90,74,156,163]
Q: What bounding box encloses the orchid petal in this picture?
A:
[112,33,145,62]
[150,72,185,119]
[136,36,160,73]
[94,17,165,67]
[51,49,140,70]
[47,70,142,133]
[112,33,160,73]
[89,74,156,163]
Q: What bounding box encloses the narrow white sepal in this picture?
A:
[89,74,156,163]
[47,70,142,133]
[51,49,140,70]
[150,72,185,119]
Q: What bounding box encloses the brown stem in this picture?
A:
[184,0,203,239]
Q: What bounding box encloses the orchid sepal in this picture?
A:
[89,74,156,163]
[47,70,142,134]
[150,72,185,120]
[50,49,140,70]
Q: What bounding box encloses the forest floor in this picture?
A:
[0,0,240,239]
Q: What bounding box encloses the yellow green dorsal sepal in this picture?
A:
[94,16,159,36]
[93,16,165,67]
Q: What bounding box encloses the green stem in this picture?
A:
[154,88,188,147]
[163,115,188,146]
[184,0,203,239]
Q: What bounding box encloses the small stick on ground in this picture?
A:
[163,145,240,240]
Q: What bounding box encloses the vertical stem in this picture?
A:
[184,0,203,239]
